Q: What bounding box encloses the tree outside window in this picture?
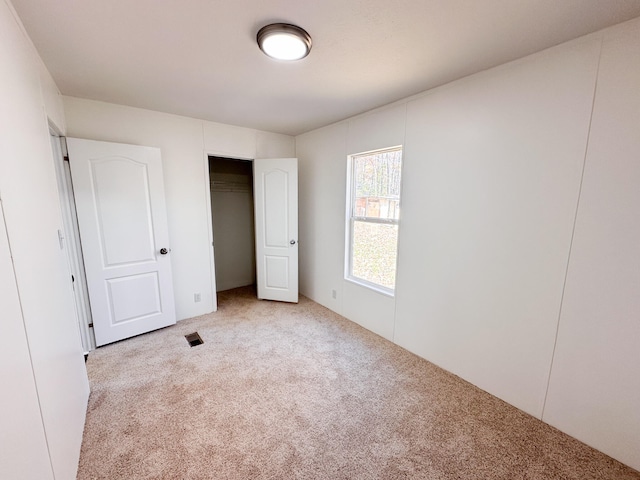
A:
[346,147,402,293]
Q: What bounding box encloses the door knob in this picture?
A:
[290,240,296,245]
[160,248,170,255]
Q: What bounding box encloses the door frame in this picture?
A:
[49,130,95,352]
[203,150,254,310]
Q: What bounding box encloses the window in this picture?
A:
[346,146,402,294]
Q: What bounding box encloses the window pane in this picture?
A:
[351,220,398,289]
[353,149,402,220]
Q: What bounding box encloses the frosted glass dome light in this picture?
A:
[257,23,312,61]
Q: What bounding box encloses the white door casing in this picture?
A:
[50,134,95,352]
[67,138,176,346]
[253,158,299,303]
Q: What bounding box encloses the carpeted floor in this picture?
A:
[77,286,640,479]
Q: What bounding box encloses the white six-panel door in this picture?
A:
[67,138,176,346]
[253,158,298,303]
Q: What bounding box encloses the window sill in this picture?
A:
[345,276,395,298]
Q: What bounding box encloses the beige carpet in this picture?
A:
[77,287,639,479]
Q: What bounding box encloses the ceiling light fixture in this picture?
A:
[257,23,312,61]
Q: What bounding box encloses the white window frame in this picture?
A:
[345,146,402,297]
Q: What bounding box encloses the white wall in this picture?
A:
[297,123,348,315]
[0,1,89,478]
[0,192,53,480]
[396,36,598,418]
[63,97,295,320]
[542,18,640,471]
[212,189,255,291]
[296,18,640,471]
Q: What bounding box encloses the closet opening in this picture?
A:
[208,156,256,293]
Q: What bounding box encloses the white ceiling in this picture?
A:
[11,0,640,136]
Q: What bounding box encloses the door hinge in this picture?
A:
[63,155,70,162]
[88,323,94,328]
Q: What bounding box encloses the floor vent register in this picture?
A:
[185,332,204,347]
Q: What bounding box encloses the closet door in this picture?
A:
[253,158,298,303]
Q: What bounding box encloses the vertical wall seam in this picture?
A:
[341,121,352,317]
[541,35,604,420]
[0,197,57,480]
[340,122,348,316]
[391,102,409,344]
[1,3,58,474]
[202,121,218,312]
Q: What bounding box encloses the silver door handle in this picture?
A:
[160,248,171,255]
[290,240,296,245]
